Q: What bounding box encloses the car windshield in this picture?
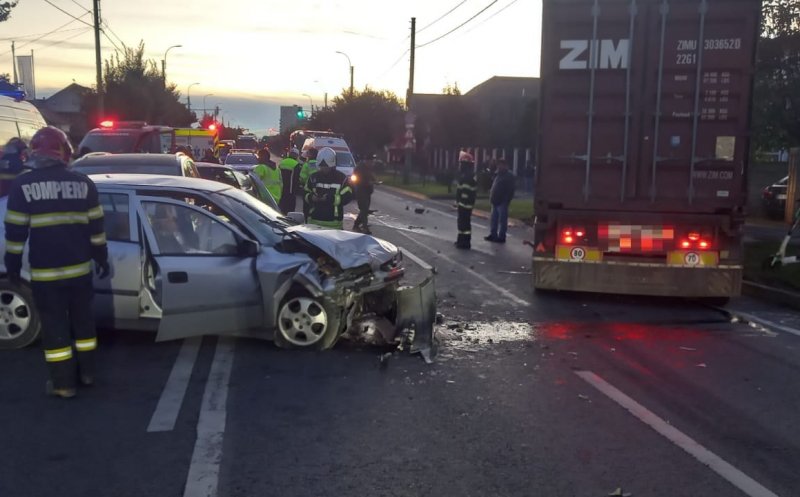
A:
[79,132,138,154]
[213,187,292,245]
[225,154,258,166]
[336,151,355,169]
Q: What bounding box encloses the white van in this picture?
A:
[301,135,357,178]
[0,95,48,145]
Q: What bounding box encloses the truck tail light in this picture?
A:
[698,240,710,249]
[561,227,574,244]
[687,232,700,241]
[681,240,691,249]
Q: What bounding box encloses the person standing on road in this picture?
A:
[305,147,352,229]
[4,126,109,399]
[0,138,28,197]
[253,149,283,205]
[278,148,302,213]
[485,159,516,244]
[455,153,477,250]
[299,147,319,221]
[352,160,376,233]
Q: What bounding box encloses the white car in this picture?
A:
[0,175,435,356]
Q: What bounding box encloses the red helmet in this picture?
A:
[30,126,73,163]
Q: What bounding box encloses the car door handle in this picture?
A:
[167,272,188,284]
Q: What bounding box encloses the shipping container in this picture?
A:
[533,0,761,298]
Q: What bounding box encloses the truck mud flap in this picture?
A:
[394,274,437,362]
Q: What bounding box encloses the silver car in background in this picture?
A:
[0,175,435,356]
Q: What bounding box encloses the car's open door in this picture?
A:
[136,197,263,341]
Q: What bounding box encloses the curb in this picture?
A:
[742,280,800,311]
[377,185,523,227]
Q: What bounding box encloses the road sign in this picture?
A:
[684,252,701,266]
[570,247,586,260]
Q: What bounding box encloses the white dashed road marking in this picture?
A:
[147,336,202,432]
[183,337,236,497]
[576,370,782,497]
[399,246,433,271]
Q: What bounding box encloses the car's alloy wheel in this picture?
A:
[277,296,330,347]
[0,280,41,350]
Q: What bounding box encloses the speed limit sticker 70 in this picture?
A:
[684,252,701,266]
[570,247,586,260]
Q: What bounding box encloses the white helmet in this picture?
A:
[317,147,336,168]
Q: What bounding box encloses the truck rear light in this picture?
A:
[698,240,710,249]
[681,240,691,249]
[561,227,574,244]
[575,228,585,237]
[687,232,700,241]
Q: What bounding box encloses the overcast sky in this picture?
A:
[1,0,542,134]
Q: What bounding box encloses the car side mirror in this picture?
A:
[286,212,305,224]
[238,238,260,257]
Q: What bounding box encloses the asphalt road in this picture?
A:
[2,187,800,497]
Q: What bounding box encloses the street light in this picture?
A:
[203,93,214,115]
[335,51,354,96]
[301,93,314,113]
[162,44,182,82]
[187,82,200,114]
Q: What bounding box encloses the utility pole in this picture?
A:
[11,41,17,84]
[349,65,354,96]
[93,0,104,116]
[404,17,416,184]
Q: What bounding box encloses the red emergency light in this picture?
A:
[99,120,114,128]
[208,123,217,131]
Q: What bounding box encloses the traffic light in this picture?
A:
[295,106,306,120]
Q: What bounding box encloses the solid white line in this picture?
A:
[374,218,496,256]
[377,189,490,229]
[399,246,433,271]
[575,370,781,497]
[183,337,236,497]
[727,309,800,338]
[392,228,530,307]
[147,336,202,433]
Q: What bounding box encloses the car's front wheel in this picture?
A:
[0,279,41,350]
[275,291,343,350]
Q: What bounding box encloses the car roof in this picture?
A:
[74,153,185,167]
[195,162,238,171]
[89,173,231,192]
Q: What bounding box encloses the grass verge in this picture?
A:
[474,199,535,223]
[744,241,800,292]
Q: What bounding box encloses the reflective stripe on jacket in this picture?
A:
[4,165,107,281]
[304,169,353,226]
[456,173,477,209]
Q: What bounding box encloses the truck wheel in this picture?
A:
[275,290,342,350]
[0,280,41,350]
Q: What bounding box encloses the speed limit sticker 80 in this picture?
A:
[570,247,586,261]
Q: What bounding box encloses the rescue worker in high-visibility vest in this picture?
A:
[299,147,319,221]
[253,149,283,205]
[278,147,302,213]
[454,153,477,250]
[4,126,109,398]
[305,147,353,229]
[0,138,28,197]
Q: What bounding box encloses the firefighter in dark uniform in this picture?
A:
[351,160,376,234]
[304,147,353,229]
[4,127,109,398]
[0,137,28,197]
[455,153,477,249]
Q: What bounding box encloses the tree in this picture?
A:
[0,1,18,23]
[307,87,404,156]
[442,83,462,96]
[84,41,194,127]
[753,1,800,152]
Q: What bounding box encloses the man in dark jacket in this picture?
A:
[485,159,515,243]
[278,148,302,213]
[0,138,28,197]
[352,161,376,233]
[4,127,109,398]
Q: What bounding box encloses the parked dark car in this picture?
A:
[762,176,788,220]
[72,153,200,178]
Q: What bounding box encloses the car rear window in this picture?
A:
[225,154,258,165]
[79,132,139,154]
[72,163,178,176]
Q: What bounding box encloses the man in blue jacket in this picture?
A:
[485,159,515,244]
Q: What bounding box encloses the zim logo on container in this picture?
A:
[559,39,630,70]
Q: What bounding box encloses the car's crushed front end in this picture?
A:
[278,227,437,360]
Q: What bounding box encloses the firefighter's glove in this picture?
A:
[8,272,22,287]
[95,260,110,279]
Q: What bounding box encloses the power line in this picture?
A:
[102,20,127,50]
[0,15,90,56]
[36,27,93,53]
[416,0,499,49]
[417,0,469,34]
[43,0,94,27]
[0,26,87,42]
[68,0,91,13]
[376,49,410,82]
[462,0,522,35]
[101,29,121,53]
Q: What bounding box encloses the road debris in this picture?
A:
[679,346,697,351]
[608,488,632,497]
[414,204,425,214]
[435,313,445,325]
[696,363,707,368]
[379,352,392,370]
[578,394,591,402]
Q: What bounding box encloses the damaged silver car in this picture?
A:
[0,175,435,357]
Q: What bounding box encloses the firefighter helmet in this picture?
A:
[317,147,336,168]
[30,126,73,163]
